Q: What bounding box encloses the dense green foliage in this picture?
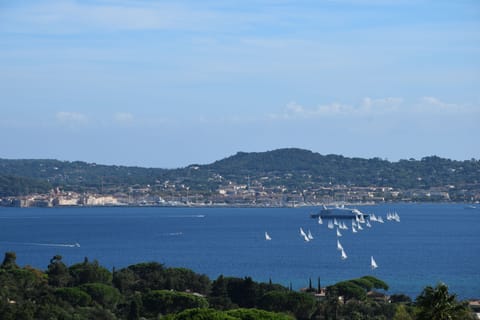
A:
[415,283,472,320]
[0,174,52,196]
[1,148,479,197]
[0,252,475,319]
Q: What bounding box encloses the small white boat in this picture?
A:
[371,256,378,269]
[366,220,372,228]
[317,216,323,225]
[307,230,314,240]
[393,212,400,222]
[334,218,338,226]
[327,220,334,229]
[352,225,357,233]
[265,232,272,241]
[341,248,348,260]
[377,216,384,223]
[300,227,310,242]
[337,239,343,251]
[336,228,342,237]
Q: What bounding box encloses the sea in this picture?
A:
[0,203,479,299]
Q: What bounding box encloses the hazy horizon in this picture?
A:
[1,1,479,168]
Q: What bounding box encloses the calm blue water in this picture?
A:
[0,204,478,299]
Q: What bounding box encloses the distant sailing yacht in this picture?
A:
[307,230,314,240]
[371,256,378,270]
[265,232,272,241]
[341,248,348,260]
[336,228,342,237]
[327,220,334,229]
[317,216,323,225]
[337,239,343,251]
[300,228,310,242]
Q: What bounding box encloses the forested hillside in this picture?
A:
[1,148,479,196]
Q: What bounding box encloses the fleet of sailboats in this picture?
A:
[263,208,398,268]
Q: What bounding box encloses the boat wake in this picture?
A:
[162,215,206,218]
[1,241,80,248]
[163,232,183,236]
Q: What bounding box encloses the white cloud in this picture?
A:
[273,97,403,119]
[271,96,477,121]
[113,112,134,124]
[56,111,88,126]
[416,96,473,114]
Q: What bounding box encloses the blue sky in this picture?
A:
[1,0,479,168]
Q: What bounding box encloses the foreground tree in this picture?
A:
[415,283,473,320]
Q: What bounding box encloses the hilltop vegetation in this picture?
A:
[0,252,473,320]
[1,148,479,199]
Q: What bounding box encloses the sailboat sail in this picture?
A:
[307,230,314,240]
[336,228,342,237]
[337,239,343,251]
[371,256,378,269]
[341,248,347,260]
[265,232,272,241]
[300,227,310,242]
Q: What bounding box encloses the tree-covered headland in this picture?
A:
[0,252,474,319]
[1,149,480,206]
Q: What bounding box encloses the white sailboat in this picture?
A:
[366,220,372,228]
[317,216,323,225]
[393,212,400,222]
[352,225,357,233]
[327,220,334,229]
[341,248,348,260]
[337,239,343,251]
[371,256,378,269]
[377,216,384,223]
[307,229,314,240]
[357,223,363,231]
[300,227,310,242]
[336,228,342,237]
[265,232,272,241]
[334,218,338,226]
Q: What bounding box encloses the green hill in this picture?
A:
[1,148,479,197]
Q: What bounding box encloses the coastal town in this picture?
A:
[1,178,477,208]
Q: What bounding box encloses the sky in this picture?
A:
[1,0,479,168]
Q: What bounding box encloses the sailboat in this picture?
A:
[352,224,357,233]
[300,228,310,242]
[307,230,314,240]
[336,228,342,237]
[327,220,334,229]
[337,239,343,251]
[317,216,323,225]
[265,232,272,241]
[341,248,348,260]
[371,256,378,270]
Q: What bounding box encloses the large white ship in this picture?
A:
[310,205,368,220]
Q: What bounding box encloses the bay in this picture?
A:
[0,203,478,299]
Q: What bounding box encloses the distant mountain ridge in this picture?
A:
[1,148,479,197]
